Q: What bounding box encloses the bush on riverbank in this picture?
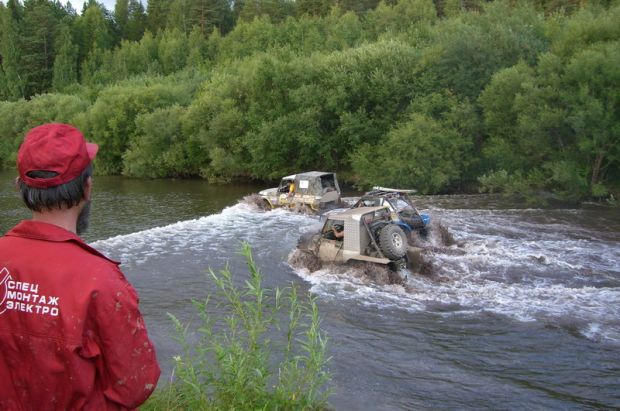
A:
[142,244,331,411]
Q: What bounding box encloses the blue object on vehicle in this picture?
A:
[421,214,430,227]
[395,221,413,233]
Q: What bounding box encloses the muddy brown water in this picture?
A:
[1,172,619,410]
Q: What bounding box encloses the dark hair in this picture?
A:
[18,164,93,212]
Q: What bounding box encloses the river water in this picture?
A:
[1,172,619,410]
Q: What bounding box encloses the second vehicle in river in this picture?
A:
[259,171,341,212]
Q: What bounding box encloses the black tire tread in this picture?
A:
[378,225,407,260]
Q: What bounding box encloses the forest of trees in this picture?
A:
[0,0,618,201]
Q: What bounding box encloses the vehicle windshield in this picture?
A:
[390,198,411,211]
[358,197,383,208]
[278,179,293,193]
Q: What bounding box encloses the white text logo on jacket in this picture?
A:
[0,267,60,316]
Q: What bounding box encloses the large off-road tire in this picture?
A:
[378,224,407,260]
[263,199,274,210]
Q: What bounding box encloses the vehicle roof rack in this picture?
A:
[370,186,417,194]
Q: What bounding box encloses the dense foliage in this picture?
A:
[0,0,618,200]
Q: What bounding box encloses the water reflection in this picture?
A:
[0,171,262,241]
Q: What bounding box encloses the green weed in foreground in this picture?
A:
[142,243,331,411]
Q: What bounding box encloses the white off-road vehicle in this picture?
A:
[259,171,341,211]
[297,206,423,272]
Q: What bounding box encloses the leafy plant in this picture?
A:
[144,243,331,411]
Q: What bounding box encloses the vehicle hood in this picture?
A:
[259,188,278,196]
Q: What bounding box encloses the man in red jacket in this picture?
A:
[0,123,160,410]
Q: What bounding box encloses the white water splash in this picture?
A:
[292,207,620,343]
[91,203,620,343]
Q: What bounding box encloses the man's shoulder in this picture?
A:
[0,233,122,283]
[0,222,120,268]
[66,240,120,268]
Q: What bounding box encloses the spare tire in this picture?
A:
[378,224,407,260]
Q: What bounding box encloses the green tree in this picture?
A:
[80,79,197,174]
[114,0,129,41]
[547,2,620,60]
[0,0,617,199]
[146,0,169,33]
[479,62,539,172]
[324,10,363,50]
[167,0,192,33]
[0,69,6,102]
[239,0,295,23]
[352,112,471,193]
[194,0,234,35]
[479,4,620,199]
[563,41,620,192]
[75,3,114,69]
[295,0,333,17]
[365,0,437,37]
[80,46,103,85]
[418,1,548,99]
[5,0,24,21]
[123,105,196,178]
[0,5,25,100]
[338,0,380,15]
[20,0,64,96]
[351,90,477,192]
[233,0,244,20]
[158,28,189,74]
[52,23,78,91]
[0,99,31,167]
[187,25,209,68]
[124,0,146,41]
[436,0,464,17]
[185,39,424,179]
[166,0,233,35]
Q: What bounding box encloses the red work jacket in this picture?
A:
[0,220,160,410]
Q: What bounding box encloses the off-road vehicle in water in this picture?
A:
[352,187,430,237]
[259,171,341,212]
[296,206,424,272]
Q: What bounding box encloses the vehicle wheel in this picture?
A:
[378,225,407,260]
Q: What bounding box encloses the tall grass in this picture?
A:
[143,243,331,410]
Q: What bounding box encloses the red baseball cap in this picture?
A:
[17,123,98,189]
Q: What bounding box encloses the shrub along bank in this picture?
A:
[141,244,331,411]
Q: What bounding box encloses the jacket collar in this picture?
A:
[6,220,120,265]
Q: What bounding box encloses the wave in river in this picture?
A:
[92,203,620,344]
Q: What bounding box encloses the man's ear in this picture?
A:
[84,176,93,201]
